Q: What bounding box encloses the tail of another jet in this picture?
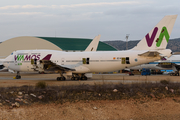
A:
[133,15,177,50]
[84,35,101,52]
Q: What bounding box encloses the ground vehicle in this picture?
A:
[129,71,134,76]
[141,68,151,76]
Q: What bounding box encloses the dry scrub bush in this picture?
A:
[35,81,47,89]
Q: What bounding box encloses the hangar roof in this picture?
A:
[38,37,117,51]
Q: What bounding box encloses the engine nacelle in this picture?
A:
[157,62,174,68]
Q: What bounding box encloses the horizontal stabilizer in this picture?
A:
[138,49,172,58]
[138,51,160,57]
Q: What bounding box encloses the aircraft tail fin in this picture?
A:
[133,15,177,50]
[84,35,101,52]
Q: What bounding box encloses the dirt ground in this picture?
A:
[1,72,180,120]
[1,98,180,120]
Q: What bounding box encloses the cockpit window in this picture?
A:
[11,52,13,55]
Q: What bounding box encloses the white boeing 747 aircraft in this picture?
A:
[2,15,177,80]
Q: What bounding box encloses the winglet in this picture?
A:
[42,54,52,60]
[84,35,101,52]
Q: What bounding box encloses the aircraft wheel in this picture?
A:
[16,75,21,79]
[71,77,75,80]
[74,77,80,81]
[61,77,66,81]
[57,77,60,81]
[74,77,78,81]
[57,77,66,81]
[81,76,87,80]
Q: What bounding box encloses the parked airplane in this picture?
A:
[2,15,177,80]
[0,35,101,73]
[129,54,180,76]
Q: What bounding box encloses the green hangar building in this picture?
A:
[0,36,117,59]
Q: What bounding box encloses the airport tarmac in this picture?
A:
[0,72,179,87]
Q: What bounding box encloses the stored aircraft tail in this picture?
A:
[133,15,177,50]
[84,35,101,52]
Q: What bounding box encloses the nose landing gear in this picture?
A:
[14,71,21,79]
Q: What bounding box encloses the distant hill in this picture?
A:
[103,38,180,52]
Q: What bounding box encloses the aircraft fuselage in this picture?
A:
[3,49,170,73]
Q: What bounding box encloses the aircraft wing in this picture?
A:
[41,60,75,72]
[34,54,76,72]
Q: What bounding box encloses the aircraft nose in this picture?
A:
[3,56,11,68]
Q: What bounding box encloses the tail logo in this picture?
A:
[146,26,170,47]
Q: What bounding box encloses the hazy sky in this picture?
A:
[0,0,179,42]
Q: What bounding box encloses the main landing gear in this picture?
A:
[170,71,179,76]
[15,71,21,79]
[56,72,66,81]
[57,76,66,81]
[56,73,88,81]
[71,74,87,81]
